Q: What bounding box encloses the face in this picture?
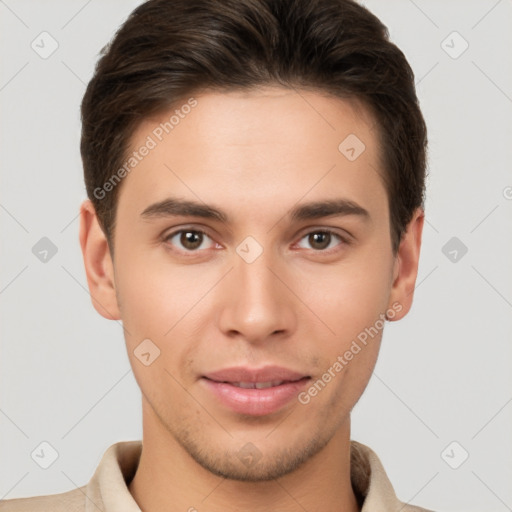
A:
[81,87,422,481]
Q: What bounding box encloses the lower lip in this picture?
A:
[201,377,310,416]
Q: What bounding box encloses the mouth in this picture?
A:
[222,380,299,389]
[201,366,311,416]
[203,365,309,384]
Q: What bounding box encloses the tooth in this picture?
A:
[231,380,286,389]
[255,382,272,389]
[236,382,256,389]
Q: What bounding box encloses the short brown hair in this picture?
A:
[80,0,427,254]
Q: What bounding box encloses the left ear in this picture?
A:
[387,208,424,321]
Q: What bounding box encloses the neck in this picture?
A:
[128,401,359,512]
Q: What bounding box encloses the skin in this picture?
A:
[79,87,423,512]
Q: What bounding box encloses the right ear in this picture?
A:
[78,199,121,320]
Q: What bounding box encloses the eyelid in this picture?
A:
[297,224,353,241]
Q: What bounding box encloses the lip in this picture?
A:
[201,366,311,416]
[204,365,307,383]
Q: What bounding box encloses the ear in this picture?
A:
[387,208,424,321]
[79,199,121,320]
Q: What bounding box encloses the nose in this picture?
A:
[217,247,297,344]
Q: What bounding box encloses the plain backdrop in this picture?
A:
[1,1,511,510]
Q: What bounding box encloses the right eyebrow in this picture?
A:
[140,197,228,223]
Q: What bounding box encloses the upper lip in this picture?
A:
[203,366,309,383]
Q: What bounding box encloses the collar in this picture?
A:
[84,440,418,512]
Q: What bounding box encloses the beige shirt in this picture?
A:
[0,440,433,511]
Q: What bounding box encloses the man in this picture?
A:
[0,0,432,510]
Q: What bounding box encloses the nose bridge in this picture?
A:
[237,249,278,302]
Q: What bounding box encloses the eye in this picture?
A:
[296,230,346,251]
[164,229,217,252]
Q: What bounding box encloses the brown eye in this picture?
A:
[296,230,345,252]
[308,232,331,250]
[165,229,214,252]
[180,231,203,250]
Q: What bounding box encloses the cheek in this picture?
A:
[114,258,198,405]
[115,251,192,331]
[303,255,393,344]
[114,253,215,371]
[294,251,392,408]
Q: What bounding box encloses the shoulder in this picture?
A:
[0,486,86,512]
[0,440,142,512]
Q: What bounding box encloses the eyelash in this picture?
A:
[162,227,350,256]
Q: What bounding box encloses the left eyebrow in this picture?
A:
[289,199,370,222]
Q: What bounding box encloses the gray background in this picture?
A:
[1,0,511,510]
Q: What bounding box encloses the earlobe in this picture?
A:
[387,208,424,321]
[79,199,121,320]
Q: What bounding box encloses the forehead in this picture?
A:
[146,86,377,146]
[116,87,387,224]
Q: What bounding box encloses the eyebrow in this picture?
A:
[140,197,370,223]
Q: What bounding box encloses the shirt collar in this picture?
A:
[350,440,406,510]
[84,440,407,512]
